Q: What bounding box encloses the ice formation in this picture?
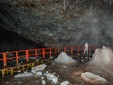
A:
[84,42,88,54]
[32,71,43,76]
[41,79,46,85]
[31,64,47,72]
[14,73,34,78]
[60,81,70,85]
[89,46,113,75]
[45,73,59,84]
[54,52,76,64]
[81,72,107,84]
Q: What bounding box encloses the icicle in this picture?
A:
[64,0,66,10]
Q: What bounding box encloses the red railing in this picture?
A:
[0,46,96,67]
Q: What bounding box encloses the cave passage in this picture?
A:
[0,27,46,52]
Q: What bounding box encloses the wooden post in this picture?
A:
[3,53,7,67]
[26,50,29,62]
[16,51,18,64]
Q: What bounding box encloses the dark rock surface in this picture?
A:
[0,0,113,47]
[0,27,45,52]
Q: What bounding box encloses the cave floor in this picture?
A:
[0,63,113,85]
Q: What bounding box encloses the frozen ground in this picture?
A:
[1,64,113,85]
[1,50,113,85]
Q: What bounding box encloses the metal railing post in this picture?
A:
[3,53,7,67]
[16,51,18,64]
[26,50,29,61]
[35,49,38,57]
[49,48,52,58]
[42,49,45,58]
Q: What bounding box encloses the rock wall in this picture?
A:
[0,28,45,52]
[0,0,113,47]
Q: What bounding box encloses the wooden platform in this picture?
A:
[0,59,51,78]
[0,62,35,78]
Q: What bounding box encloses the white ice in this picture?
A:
[54,52,76,64]
[60,81,70,85]
[32,71,43,76]
[89,46,113,74]
[14,73,34,78]
[84,42,88,54]
[45,73,59,84]
[81,72,107,83]
[31,64,47,72]
[41,79,46,85]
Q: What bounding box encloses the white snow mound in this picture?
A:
[55,52,76,64]
[81,72,107,84]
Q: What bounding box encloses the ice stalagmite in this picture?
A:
[89,46,113,75]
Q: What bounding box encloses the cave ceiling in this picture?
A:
[0,0,113,47]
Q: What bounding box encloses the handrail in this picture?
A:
[0,46,96,67]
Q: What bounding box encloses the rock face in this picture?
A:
[89,46,113,75]
[0,28,45,52]
[0,0,113,47]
